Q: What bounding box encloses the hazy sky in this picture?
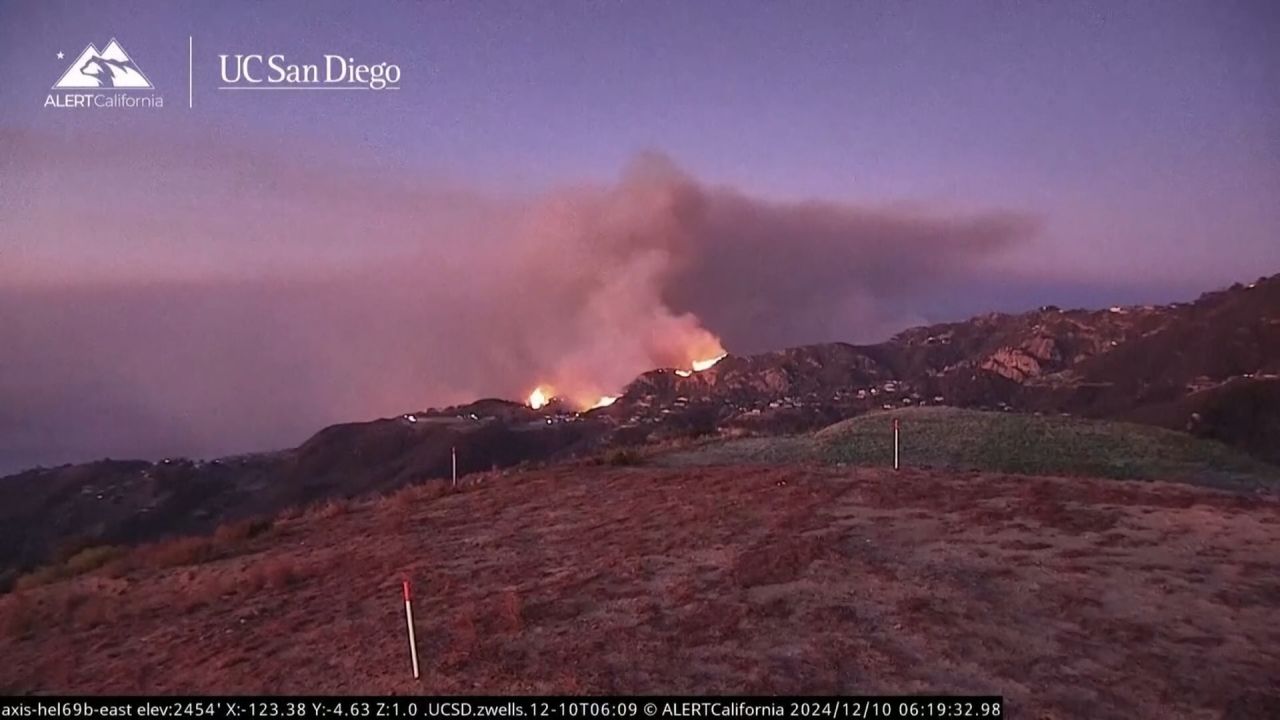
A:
[1,1,1277,471]
[4,0,1278,283]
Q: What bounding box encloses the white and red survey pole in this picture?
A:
[893,417,900,471]
[451,446,457,489]
[402,579,420,679]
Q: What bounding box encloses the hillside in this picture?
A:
[610,273,1280,458]
[2,272,1277,584]
[658,407,1279,491]
[2,463,1277,718]
[0,412,600,589]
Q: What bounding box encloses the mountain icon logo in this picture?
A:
[53,38,154,90]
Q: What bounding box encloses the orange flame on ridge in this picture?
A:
[528,386,552,410]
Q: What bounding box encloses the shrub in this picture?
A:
[493,587,523,634]
[0,585,120,638]
[0,593,39,638]
[382,482,449,514]
[13,565,66,592]
[307,499,350,520]
[140,536,217,568]
[263,560,302,589]
[71,591,118,629]
[63,545,125,576]
[10,546,127,592]
[387,485,419,510]
[444,606,479,667]
[213,517,273,545]
[605,449,643,467]
[243,558,305,591]
[51,535,95,564]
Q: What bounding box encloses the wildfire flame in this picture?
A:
[672,351,727,378]
[528,386,552,410]
[690,352,727,372]
[527,345,727,411]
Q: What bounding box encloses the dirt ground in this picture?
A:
[2,464,1278,719]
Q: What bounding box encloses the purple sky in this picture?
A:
[3,1,1278,283]
[0,1,1277,471]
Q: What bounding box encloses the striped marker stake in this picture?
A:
[451,446,457,489]
[402,579,420,679]
[893,417,900,471]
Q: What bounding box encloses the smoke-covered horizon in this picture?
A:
[4,0,1278,473]
[0,133,1199,474]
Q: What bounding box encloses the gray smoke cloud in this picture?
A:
[0,131,1035,472]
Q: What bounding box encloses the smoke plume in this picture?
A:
[1,130,1035,471]
[493,152,1033,405]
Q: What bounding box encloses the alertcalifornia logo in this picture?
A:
[41,36,404,110]
[46,38,165,110]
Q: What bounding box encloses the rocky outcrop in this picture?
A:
[1022,336,1061,364]
[981,347,1043,382]
[978,336,1062,382]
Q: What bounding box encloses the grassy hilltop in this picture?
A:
[659,406,1279,491]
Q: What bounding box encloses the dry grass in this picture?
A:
[213,517,273,545]
[662,406,1280,491]
[136,536,217,569]
[12,566,66,592]
[10,523,268,591]
[602,448,643,466]
[70,591,120,630]
[157,556,314,616]
[9,545,127,592]
[380,481,450,516]
[0,464,1275,717]
[242,558,306,592]
[0,592,38,639]
[108,517,275,574]
[0,583,123,639]
[493,587,523,634]
[731,535,825,588]
[306,499,351,520]
[64,545,125,575]
[11,509,290,599]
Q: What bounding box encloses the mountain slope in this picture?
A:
[2,273,1277,584]
[608,273,1280,456]
[0,408,600,587]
